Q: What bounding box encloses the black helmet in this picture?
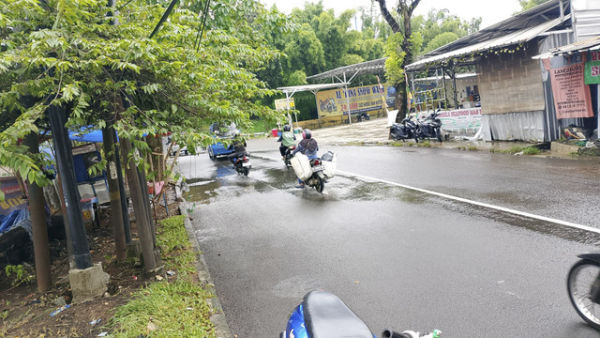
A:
[283,124,291,132]
[303,129,312,139]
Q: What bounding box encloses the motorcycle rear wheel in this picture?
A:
[242,167,250,176]
[567,259,600,330]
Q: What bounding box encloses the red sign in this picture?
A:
[544,60,594,119]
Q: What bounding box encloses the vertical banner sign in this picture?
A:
[544,59,594,119]
[585,51,600,85]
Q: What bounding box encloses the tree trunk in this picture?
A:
[102,123,127,261]
[24,133,51,292]
[120,138,160,272]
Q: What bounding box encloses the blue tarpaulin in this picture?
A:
[68,127,113,143]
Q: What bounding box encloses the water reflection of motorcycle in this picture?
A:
[281,290,441,338]
[567,253,600,329]
[416,110,443,142]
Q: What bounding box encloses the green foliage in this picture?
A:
[0,0,285,183]
[519,0,549,11]
[4,264,34,287]
[424,32,459,53]
[384,33,406,85]
[412,9,481,56]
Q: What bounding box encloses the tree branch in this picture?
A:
[375,0,401,33]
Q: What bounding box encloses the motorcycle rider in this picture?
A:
[277,124,296,158]
[292,129,318,188]
[228,133,247,166]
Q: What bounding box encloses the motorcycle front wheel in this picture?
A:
[436,127,442,142]
[567,259,600,329]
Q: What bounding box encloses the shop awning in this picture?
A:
[406,17,566,71]
[533,35,600,59]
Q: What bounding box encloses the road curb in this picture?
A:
[179,197,234,338]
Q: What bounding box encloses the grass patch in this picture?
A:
[109,215,215,337]
[391,141,405,147]
[490,145,542,155]
[521,146,541,155]
[416,141,432,148]
[467,145,479,151]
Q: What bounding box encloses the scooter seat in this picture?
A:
[302,291,373,338]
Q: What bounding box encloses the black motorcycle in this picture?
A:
[283,145,296,169]
[229,152,251,176]
[357,112,371,122]
[389,115,418,142]
[416,110,443,142]
[567,253,600,329]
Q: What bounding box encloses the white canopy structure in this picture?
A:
[278,58,387,125]
[277,83,349,126]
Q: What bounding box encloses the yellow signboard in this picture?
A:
[275,98,295,111]
[316,84,388,118]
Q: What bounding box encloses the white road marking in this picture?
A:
[251,153,600,235]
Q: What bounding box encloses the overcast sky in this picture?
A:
[259,0,523,29]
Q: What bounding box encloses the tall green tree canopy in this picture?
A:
[0,0,283,185]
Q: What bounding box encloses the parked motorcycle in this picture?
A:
[229,152,251,176]
[416,110,443,142]
[283,145,296,169]
[357,112,371,122]
[567,253,600,329]
[281,290,441,338]
[389,115,418,142]
[290,151,336,193]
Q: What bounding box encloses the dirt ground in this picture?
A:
[0,186,180,337]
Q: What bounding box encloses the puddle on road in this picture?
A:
[184,166,426,205]
[183,160,599,245]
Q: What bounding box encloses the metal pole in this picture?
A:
[285,92,293,127]
[47,105,92,270]
[24,133,51,292]
[597,85,600,140]
[344,73,352,125]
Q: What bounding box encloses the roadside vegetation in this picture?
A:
[108,215,215,337]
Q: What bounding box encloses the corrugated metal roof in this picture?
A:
[277,82,350,94]
[533,35,600,58]
[306,58,386,81]
[413,73,478,82]
[406,17,565,71]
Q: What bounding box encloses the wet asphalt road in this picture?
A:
[178,144,600,338]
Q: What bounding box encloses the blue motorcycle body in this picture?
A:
[282,291,374,338]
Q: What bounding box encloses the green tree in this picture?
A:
[423,31,459,53]
[519,0,549,10]
[375,0,422,121]
[0,0,282,187]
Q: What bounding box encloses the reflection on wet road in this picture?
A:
[178,154,600,338]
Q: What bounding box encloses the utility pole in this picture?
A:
[47,105,92,269]
[23,133,51,292]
